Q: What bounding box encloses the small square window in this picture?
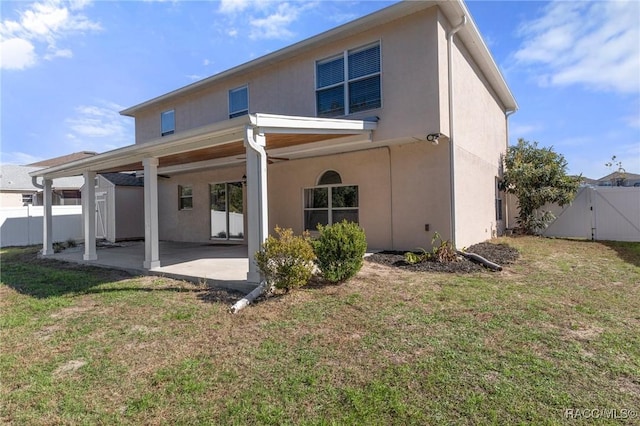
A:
[161,110,175,136]
[229,86,248,119]
[179,185,193,210]
[22,194,33,205]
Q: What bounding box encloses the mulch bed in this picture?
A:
[365,242,519,273]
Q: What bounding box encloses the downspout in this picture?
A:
[385,146,394,249]
[446,15,467,246]
[244,125,268,251]
[232,125,269,313]
[31,176,44,189]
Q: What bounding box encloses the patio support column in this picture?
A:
[244,125,268,283]
[42,179,54,255]
[82,171,97,261]
[143,158,161,269]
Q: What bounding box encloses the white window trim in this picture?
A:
[178,185,192,211]
[161,109,175,136]
[228,85,249,119]
[209,181,244,241]
[315,40,382,117]
[302,183,359,231]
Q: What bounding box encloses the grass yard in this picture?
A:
[1,237,639,425]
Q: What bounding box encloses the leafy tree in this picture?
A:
[502,139,581,234]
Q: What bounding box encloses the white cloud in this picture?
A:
[249,3,299,40]
[186,74,203,81]
[0,38,37,69]
[44,47,72,60]
[514,0,640,94]
[64,101,133,152]
[0,0,101,70]
[219,0,251,14]
[625,114,640,129]
[218,1,318,41]
[510,122,541,137]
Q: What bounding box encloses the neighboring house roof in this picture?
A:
[28,151,98,167]
[120,0,517,117]
[100,172,144,187]
[0,164,84,191]
[598,171,640,183]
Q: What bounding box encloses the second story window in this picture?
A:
[229,85,248,118]
[161,109,175,136]
[316,42,381,117]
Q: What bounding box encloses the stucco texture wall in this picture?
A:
[450,37,507,248]
[1,193,26,208]
[131,7,442,148]
[157,142,452,252]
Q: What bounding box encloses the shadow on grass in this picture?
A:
[601,241,640,267]
[0,246,238,302]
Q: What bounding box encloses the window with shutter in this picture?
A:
[161,110,175,136]
[229,85,248,119]
[315,42,381,117]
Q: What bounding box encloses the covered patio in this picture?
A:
[49,241,254,293]
[29,113,377,287]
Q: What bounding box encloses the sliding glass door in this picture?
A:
[210,182,244,240]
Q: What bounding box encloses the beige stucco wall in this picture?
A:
[158,143,452,251]
[158,165,247,243]
[131,7,442,147]
[449,36,508,248]
[129,4,512,251]
[0,192,29,207]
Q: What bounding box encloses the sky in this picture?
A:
[1,0,638,179]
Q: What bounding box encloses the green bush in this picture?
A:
[255,227,315,291]
[313,220,367,283]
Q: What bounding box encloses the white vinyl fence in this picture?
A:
[543,187,640,242]
[211,211,244,239]
[0,205,83,248]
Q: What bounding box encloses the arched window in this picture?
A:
[304,170,358,230]
[317,170,342,185]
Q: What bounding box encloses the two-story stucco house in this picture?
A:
[31,0,517,283]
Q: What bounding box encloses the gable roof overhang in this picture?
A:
[120,0,517,117]
[29,113,377,181]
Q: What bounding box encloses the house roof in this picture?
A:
[29,113,377,180]
[120,0,517,117]
[1,165,85,191]
[28,151,98,167]
[598,171,640,182]
[100,172,144,187]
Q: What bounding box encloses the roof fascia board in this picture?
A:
[30,116,252,179]
[29,113,378,180]
[251,113,378,131]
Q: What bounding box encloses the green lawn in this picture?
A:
[1,237,639,425]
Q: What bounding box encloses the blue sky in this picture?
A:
[1,0,638,179]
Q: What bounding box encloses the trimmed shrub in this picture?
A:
[255,227,315,291]
[313,220,367,283]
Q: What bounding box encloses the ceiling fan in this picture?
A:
[236,154,290,164]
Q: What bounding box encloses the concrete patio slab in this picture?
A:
[48,241,255,293]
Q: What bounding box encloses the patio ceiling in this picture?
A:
[30,114,377,180]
